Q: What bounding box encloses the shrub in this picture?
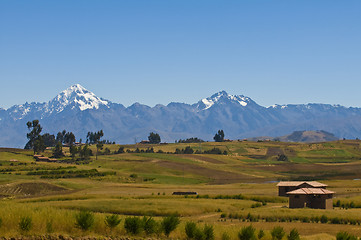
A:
[238,225,256,240]
[271,226,285,240]
[287,228,300,240]
[124,216,142,235]
[194,227,205,240]
[142,216,157,235]
[331,217,341,224]
[162,215,180,237]
[75,211,94,231]
[185,222,197,239]
[320,215,328,223]
[105,214,121,229]
[19,216,32,232]
[258,229,265,239]
[46,220,53,233]
[222,232,231,240]
[203,224,214,240]
[336,231,358,240]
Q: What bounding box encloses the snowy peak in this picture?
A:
[197,91,253,110]
[47,84,110,113]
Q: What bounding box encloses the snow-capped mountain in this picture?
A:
[45,84,110,113]
[196,91,254,110]
[2,84,361,148]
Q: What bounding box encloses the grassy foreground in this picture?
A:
[0,140,361,239]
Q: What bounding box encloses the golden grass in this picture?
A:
[1,141,361,238]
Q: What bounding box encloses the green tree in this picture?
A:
[161,215,180,237]
[56,130,66,143]
[96,142,104,160]
[277,154,289,162]
[52,141,64,158]
[238,225,256,240]
[64,132,76,145]
[142,216,158,235]
[213,130,225,142]
[79,144,92,160]
[42,133,56,147]
[117,146,125,153]
[25,120,45,154]
[271,226,285,240]
[70,145,78,160]
[203,224,215,240]
[185,222,197,239]
[124,216,142,235]
[105,214,121,229]
[336,231,358,240]
[148,132,161,144]
[287,228,300,240]
[184,146,194,154]
[86,130,104,144]
[75,211,94,231]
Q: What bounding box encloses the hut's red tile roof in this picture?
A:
[277,181,327,187]
[287,188,334,195]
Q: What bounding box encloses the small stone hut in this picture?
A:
[287,188,334,209]
[277,181,327,197]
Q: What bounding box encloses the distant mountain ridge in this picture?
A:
[1,84,361,148]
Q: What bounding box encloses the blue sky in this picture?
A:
[1,1,361,109]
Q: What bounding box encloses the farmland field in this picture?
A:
[0,140,361,239]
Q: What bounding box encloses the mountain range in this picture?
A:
[1,84,361,148]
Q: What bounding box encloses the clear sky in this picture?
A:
[1,1,361,109]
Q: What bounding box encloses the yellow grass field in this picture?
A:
[0,140,361,239]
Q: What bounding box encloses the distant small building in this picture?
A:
[172,192,198,195]
[277,181,327,197]
[139,140,150,144]
[287,188,334,209]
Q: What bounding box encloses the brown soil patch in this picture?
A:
[266,147,284,156]
[0,182,69,198]
[156,161,261,184]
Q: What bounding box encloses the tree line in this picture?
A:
[25,120,228,157]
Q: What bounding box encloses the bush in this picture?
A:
[238,225,256,240]
[271,226,285,240]
[320,215,328,223]
[193,227,205,240]
[258,229,265,239]
[336,231,358,240]
[203,224,214,240]
[162,215,180,237]
[142,216,158,235]
[288,228,300,240]
[105,214,121,229]
[46,220,53,233]
[75,211,94,231]
[222,232,231,240]
[19,216,32,232]
[124,216,142,235]
[185,222,197,239]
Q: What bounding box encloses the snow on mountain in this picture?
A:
[197,91,252,110]
[3,84,361,148]
[45,84,110,113]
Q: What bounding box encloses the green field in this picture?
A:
[1,140,361,239]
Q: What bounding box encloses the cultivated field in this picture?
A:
[0,140,361,239]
